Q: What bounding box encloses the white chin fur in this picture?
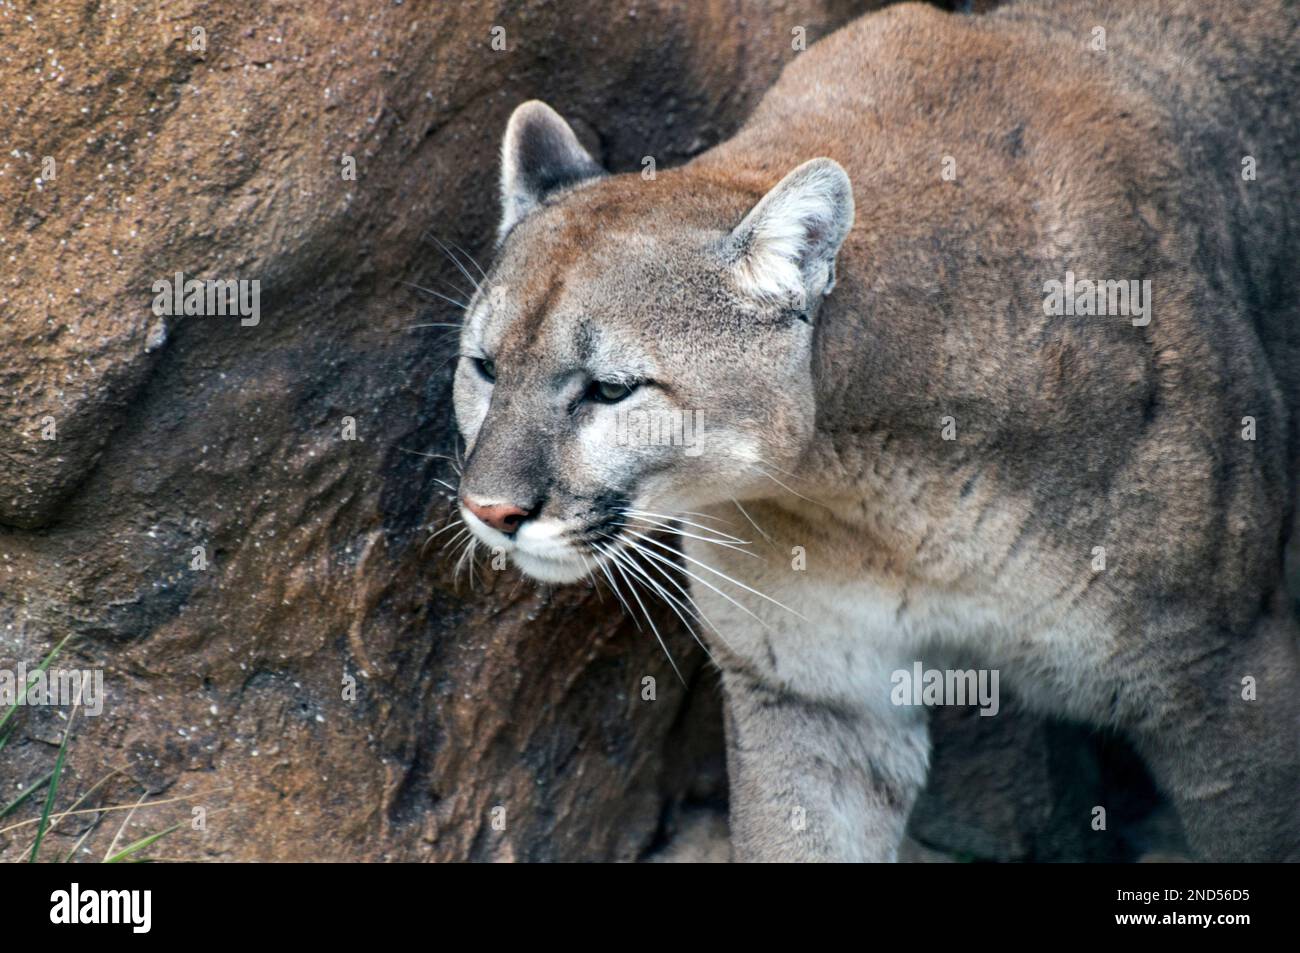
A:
[460,507,593,584]
[511,549,591,584]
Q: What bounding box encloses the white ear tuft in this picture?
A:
[725,158,854,310]
[499,100,604,243]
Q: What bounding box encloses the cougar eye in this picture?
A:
[588,379,636,404]
[472,357,496,382]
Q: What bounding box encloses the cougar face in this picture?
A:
[452,101,852,583]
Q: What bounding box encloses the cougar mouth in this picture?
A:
[509,547,595,584]
[457,491,704,588]
[459,504,619,584]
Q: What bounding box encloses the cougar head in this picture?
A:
[451,100,853,583]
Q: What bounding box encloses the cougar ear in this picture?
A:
[724,158,854,311]
[499,100,605,242]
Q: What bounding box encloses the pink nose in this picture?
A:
[462,496,530,534]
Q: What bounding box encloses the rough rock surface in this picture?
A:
[1,0,1178,862]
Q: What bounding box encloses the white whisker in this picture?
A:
[624,509,751,544]
[622,528,807,621]
[439,527,471,554]
[577,551,604,602]
[427,234,483,296]
[453,535,478,589]
[609,535,737,655]
[601,540,716,663]
[622,515,757,558]
[449,239,490,283]
[603,546,684,684]
[603,531,777,634]
[750,464,831,510]
[401,279,468,311]
[591,542,641,629]
[730,497,775,545]
[422,514,465,556]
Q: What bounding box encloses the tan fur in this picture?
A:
[454,0,1300,860]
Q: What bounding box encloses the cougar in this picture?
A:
[450,0,1300,861]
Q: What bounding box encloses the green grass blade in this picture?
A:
[104,822,182,863]
[0,632,76,737]
[1,770,53,819]
[28,717,73,863]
